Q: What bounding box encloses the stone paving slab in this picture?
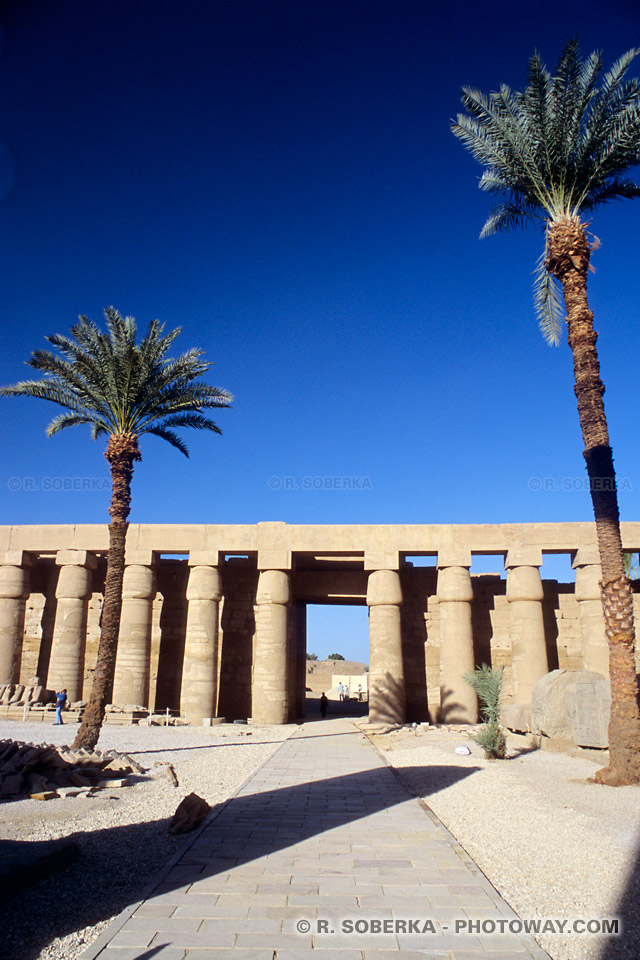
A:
[83,718,549,960]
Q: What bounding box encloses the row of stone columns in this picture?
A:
[0,546,612,725]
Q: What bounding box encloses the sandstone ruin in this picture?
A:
[1,521,639,727]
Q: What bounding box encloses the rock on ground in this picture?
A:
[0,720,294,960]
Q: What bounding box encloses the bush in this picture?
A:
[327,653,345,660]
[306,652,318,661]
[463,664,506,759]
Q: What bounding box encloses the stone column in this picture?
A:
[573,546,608,678]
[253,569,291,724]
[506,548,548,703]
[180,561,222,722]
[292,601,307,720]
[436,553,476,723]
[112,561,156,707]
[48,551,97,701]
[0,552,33,684]
[366,569,405,724]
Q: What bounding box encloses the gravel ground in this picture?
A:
[372,725,640,960]
[3,719,639,960]
[0,719,295,960]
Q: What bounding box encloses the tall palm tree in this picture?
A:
[1,308,232,750]
[452,39,640,785]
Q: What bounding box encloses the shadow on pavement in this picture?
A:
[0,762,479,959]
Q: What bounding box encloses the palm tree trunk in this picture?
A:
[72,435,141,751]
[548,217,640,785]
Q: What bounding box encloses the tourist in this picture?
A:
[54,688,67,725]
[344,684,349,701]
[337,681,343,701]
[319,692,328,717]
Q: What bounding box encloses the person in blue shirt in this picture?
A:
[54,689,67,725]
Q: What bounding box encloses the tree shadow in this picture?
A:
[0,762,480,959]
[438,684,470,724]
[599,824,640,960]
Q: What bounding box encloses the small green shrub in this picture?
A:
[463,664,507,759]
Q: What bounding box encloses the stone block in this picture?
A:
[531,669,610,748]
[565,672,610,748]
[502,703,531,733]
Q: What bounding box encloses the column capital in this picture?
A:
[0,563,31,599]
[122,563,156,600]
[436,564,473,602]
[506,563,543,602]
[256,569,291,605]
[366,568,402,606]
[186,564,222,601]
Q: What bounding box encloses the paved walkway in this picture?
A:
[84,719,549,960]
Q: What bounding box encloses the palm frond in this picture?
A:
[453,39,640,336]
[1,307,231,456]
[533,249,565,345]
[145,425,190,456]
[141,412,223,435]
[46,412,105,436]
[0,379,84,409]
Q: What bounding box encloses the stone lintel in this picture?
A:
[436,548,471,569]
[0,550,34,567]
[505,547,542,570]
[123,549,157,567]
[364,550,399,571]
[188,551,222,567]
[55,550,98,569]
[572,544,601,568]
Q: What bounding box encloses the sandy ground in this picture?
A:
[0,719,295,960]
[1,716,639,960]
[370,723,640,960]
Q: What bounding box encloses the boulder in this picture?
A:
[169,792,210,834]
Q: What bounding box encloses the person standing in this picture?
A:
[337,681,343,701]
[319,692,328,717]
[344,684,349,701]
[54,688,67,725]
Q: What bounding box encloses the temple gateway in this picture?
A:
[1,521,639,725]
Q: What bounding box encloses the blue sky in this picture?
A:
[1,0,639,661]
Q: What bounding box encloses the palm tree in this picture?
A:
[1,308,232,750]
[452,39,640,785]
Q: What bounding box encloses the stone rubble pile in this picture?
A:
[0,739,145,800]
